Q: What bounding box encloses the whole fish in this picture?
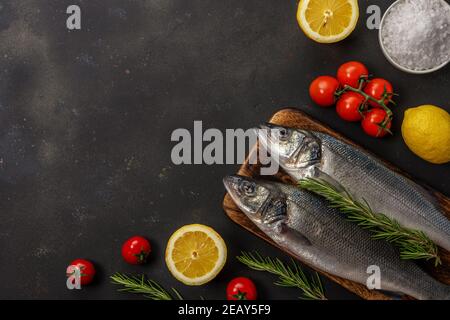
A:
[257,124,450,251]
[224,175,450,299]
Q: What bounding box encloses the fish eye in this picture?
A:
[241,181,256,196]
[277,128,291,141]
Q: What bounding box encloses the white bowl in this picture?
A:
[379,0,450,74]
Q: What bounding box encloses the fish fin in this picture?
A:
[313,168,345,192]
[279,223,312,247]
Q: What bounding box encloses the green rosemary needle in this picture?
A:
[299,178,441,266]
[237,251,326,300]
[110,273,183,300]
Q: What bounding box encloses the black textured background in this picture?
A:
[0,0,448,299]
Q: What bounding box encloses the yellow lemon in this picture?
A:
[165,224,227,286]
[297,0,359,43]
[401,105,450,164]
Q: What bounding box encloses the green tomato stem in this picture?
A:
[341,85,393,119]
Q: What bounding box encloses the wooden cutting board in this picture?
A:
[223,108,450,300]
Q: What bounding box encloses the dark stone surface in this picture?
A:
[0,0,448,299]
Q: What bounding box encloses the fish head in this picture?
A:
[257,124,321,171]
[223,175,287,231]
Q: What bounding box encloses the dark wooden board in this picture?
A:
[223,108,450,300]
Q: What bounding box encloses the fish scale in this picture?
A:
[314,131,450,250]
[285,185,404,269]
[223,175,450,300]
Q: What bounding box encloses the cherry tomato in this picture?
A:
[361,109,392,138]
[67,259,96,286]
[337,61,369,89]
[336,92,366,122]
[309,76,340,107]
[121,236,151,265]
[363,78,393,108]
[226,277,257,300]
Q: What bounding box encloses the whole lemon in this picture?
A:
[401,105,450,164]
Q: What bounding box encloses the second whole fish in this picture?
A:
[224,175,450,299]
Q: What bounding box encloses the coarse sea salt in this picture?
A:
[381,0,450,71]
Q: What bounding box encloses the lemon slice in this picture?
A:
[297,0,359,43]
[165,224,227,286]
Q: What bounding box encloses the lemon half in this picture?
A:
[297,0,359,43]
[165,224,227,286]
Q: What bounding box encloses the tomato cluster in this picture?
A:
[309,61,395,138]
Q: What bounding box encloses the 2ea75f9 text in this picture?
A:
[178,304,271,317]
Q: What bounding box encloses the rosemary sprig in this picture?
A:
[299,178,441,266]
[237,251,326,300]
[110,272,183,300]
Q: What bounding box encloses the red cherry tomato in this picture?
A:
[67,259,96,286]
[361,109,392,138]
[309,76,340,107]
[226,277,257,300]
[336,92,366,122]
[363,78,393,108]
[121,236,151,265]
[337,61,369,88]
